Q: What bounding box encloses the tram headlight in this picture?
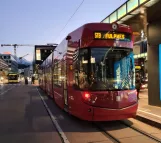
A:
[82,92,92,103]
[112,23,118,30]
[83,92,91,100]
[82,92,98,105]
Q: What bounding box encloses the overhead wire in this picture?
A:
[54,0,85,43]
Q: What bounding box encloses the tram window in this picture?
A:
[61,60,66,82]
[90,47,135,90]
[73,49,89,90]
[53,60,62,86]
[53,60,59,85]
[58,66,61,86]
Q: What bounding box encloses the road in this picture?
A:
[0,83,61,143]
[0,83,160,143]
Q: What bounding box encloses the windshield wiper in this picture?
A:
[102,47,113,65]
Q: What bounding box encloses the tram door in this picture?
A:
[62,60,68,106]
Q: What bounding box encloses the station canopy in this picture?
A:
[102,0,159,24]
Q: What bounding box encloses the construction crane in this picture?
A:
[19,54,29,59]
[1,44,34,57]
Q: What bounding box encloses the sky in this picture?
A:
[0,0,127,61]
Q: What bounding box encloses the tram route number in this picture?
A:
[94,32,125,40]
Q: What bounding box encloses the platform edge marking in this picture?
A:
[36,88,70,143]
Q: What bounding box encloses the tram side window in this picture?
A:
[61,60,66,82]
[47,68,50,83]
[74,49,89,90]
[58,62,61,86]
[49,67,52,83]
[53,60,59,85]
[53,60,61,86]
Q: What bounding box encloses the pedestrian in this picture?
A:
[25,77,28,85]
[135,73,141,99]
[31,76,35,84]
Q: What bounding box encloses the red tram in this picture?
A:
[39,23,138,121]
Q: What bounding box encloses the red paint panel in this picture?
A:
[67,87,93,121]
[81,90,137,109]
[53,86,64,109]
[93,103,138,121]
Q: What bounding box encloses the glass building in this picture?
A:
[0,54,18,73]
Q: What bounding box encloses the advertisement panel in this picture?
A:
[114,52,135,89]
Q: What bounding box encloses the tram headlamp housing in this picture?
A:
[112,23,118,30]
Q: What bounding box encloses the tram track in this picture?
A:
[94,122,121,143]
[94,119,161,143]
[120,120,161,143]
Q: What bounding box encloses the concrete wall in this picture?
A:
[147,0,161,106]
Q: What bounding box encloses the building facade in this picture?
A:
[0,57,9,83]
[0,54,18,73]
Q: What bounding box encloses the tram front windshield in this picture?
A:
[8,74,18,80]
[77,47,135,91]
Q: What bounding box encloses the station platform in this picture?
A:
[136,89,161,128]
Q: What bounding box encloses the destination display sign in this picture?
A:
[94,31,131,41]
